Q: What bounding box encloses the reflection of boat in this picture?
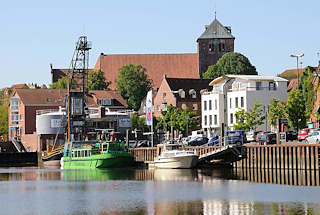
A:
[62,137,134,169]
[63,168,135,181]
[154,169,198,181]
[154,144,198,169]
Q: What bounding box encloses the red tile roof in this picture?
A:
[287,79,297,92]
[89,90,127,107]
[280,68,304,80]
[14,89,127,108]
[94,53,199,90]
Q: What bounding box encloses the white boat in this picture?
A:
[154,144,198,169]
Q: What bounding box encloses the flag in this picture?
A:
[145,90,153,126]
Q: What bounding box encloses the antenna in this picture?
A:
[214,1,217,19]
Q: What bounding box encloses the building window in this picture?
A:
[46,98,52,102]
[57,98,63,102]
[204,101,207,111]
[20,114,23,121]
[215,99,217,110]
[241,97,244,108]
[229,98,232,108]
[189,89,196,98]
[209,43,214,52]
[10,98,19,112]
[214,115,217,125]
[11,114,18,122]
[269,82,276,91]
[235,97,239,108]
[20,127,23,136]
[180,90,185,98]
[230,113,234,124]
[193,104,198,111]
[181,104,187,110]
[209,115,212,125]
[209,100,212,110]
[157,105,160,112]
[256,82,262,90]
[204,115,208,126]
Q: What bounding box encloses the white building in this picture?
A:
[201,75,288,136]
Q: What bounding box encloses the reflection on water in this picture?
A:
[0,167,320,215]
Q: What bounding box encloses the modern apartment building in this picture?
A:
[201,75,288,137]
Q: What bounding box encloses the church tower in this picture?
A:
[197,17,235,77]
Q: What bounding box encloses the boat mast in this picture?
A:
[66,36,92,142]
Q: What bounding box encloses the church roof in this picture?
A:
[94,53,199,90]
[198,18,235,40]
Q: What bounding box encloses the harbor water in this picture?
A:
[0,168,320,215]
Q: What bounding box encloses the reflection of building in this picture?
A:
[201,75,288,135]
[8,89,128,152]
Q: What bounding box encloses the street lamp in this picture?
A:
[290,53,304,87]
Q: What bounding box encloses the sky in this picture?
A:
[0,0,319,89]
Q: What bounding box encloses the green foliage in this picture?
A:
[88,70,111,90]
[298,66,316,120]
[233,102,265,131]
[233,109,250,131]
[202,52,257,79]
[286,89,307,131]
[49,76,70,89]
[156,105,199,135]
[116,64,152,111]
[0,104,8,136]
[131,113,149,132]
[268,98,287,126]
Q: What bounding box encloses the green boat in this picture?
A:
[62,138,134,169]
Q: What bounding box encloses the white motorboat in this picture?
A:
[154,144,198,169]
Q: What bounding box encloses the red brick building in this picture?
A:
[153,76,211,117]
[8,89,127,152]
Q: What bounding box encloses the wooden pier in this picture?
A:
[234,144,320,186]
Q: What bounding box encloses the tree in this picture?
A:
[233,102,265,131]
[156,105,199,136]
[298,66,316,120]
[88,70,111,90]
[0,104,8,136]
[286,89,307,131]
[131,113,149,132]
[233,108,250,131]
[203,52,257,79]
[267,98,287,127]
[116,64,152,110]
[49,76,70,89]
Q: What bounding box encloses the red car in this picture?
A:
[298,128,310,141]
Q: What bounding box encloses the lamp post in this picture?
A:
[290,53,304,87]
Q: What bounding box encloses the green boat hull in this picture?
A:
[63,152,134,169]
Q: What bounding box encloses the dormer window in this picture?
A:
[189,89,196,98]
[180,90,185,99]
[46,98,52,102]
[98,98,111,106]
[57,98,63,102]
[269,82,276,91]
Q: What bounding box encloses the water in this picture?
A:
[0,168,320,215]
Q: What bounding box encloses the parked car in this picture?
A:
[188,137,209,146]
[208,136,220,145]
[298,128,310,141]
[255,131,269,142]
[285,130,298,141]
[306,130,320,144]
[259,133,276,145]
[246,131,261,142]
[226,130,246,145]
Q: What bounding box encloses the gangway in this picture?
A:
[198,144,246,164]
[11,137,27,152]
